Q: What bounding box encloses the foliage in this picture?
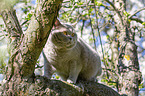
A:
[60,0,145,95]
[0,0,145,95]
[0,0,28,12]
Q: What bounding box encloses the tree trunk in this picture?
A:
[109,0,142,95]
[1,0,62,95]
[0,0,120,95]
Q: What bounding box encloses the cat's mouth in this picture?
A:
[65,41,76,49]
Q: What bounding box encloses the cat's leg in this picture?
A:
[43,51,55,79]
[67,61,82,84]
[44,63,55,79]
[44,61,54,79]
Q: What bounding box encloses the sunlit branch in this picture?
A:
[1,30,9,41]
[81,20,85,37]
[129,7,145,19]
[102,68,120,77]
[92,0,111,79]
[130,17,144,24]
[105,0,124,25]
[1,9,23,39]
[86,1,96,50]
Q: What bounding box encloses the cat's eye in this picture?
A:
[63,31,67,35]
[72,33,75,37]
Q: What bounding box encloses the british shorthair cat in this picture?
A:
[43,19,102,83]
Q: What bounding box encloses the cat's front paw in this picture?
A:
[67,79,75,84]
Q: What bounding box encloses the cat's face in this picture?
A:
[49,25,77,50]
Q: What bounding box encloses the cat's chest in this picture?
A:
[54,52,71,62]
[48,48,77,65]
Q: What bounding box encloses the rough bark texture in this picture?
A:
[105,0,142,95]
[1,76,120,96]
[0,0,120,96]
[1,0,62,95]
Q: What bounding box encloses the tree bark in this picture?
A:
[0,0,120,95]
[105,0,142,95]
[1,0,62,95]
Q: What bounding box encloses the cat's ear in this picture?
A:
[52,19,62,29]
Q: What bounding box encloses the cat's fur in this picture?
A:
[43,19,102,83]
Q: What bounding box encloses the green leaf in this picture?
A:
[55,76,60,79]
[0,24,4,28]
[25,13,33,21]
[74,6,79,8]
[101,79,108,82]
[106,35,110,39]
[82,13,88,17]
[142,22,145,28]
[77,2,84,5]
[123,11,130,17]
[95,1,103,6]
[89,8,93,14]
[139,83,144,89]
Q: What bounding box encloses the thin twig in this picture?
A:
[93,0,110,79]
[0,28,9,41]
[93,1,104,59]
[99,21,111,32]
[87,4,96,50]
[102,68,120,77]
[130,17,144,24]
[9,9,23,35]
[21,20,29,26]
[105,0,124,25]
[129,7,145,19]
[81,20,85,37]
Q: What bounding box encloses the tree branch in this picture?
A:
[1,9,23,41]
[1,0,63,79]
[105,0,124,25]
[129,7,145,19]
[1,9,23,59]
[0,1,122,96]
[130,17,144,24]
[19,0,63,78]
[1,76,120,96]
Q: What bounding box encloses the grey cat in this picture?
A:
[43,19,102,83]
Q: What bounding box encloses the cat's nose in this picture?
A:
[69,37,72,40]
[69,36,73,40]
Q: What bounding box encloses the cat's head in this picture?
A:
[49,19,77,50]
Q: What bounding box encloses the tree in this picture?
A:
[108,0,142,95]
[60,0,144,95]
[0,0,120,95]
[0,0,144,96]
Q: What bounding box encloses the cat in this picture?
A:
[43,19,102,83]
